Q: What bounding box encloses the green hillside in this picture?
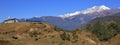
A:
[84,13,120,41]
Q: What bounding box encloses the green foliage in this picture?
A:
[85,21,120,41]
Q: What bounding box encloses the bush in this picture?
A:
[60,32,70,41]
[85,21,120,41]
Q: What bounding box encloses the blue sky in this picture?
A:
[0,0,120,22]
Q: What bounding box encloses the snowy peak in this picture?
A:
[82,5,110,14]
[59,11,81,18]
[59,5,111,18]
[91,5,110,10]
[98,5,110,10]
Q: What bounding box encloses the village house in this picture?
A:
[3,17,19,23]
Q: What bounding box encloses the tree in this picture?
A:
[85,21,120,41]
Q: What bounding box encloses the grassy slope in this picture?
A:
[0,22,119,45]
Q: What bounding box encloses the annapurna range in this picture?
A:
[19,5,120,30]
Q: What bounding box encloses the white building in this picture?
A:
[3,17,19,23]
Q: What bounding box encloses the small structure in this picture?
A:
[3,16,19,23]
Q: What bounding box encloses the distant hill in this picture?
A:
[19,6,120,30]
[89,13,120,24]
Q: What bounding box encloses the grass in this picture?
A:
[0,22,119,45]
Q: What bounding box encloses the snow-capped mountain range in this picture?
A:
[59,5,110,18]
[20,5,120,30]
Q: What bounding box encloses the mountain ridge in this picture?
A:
[59,5,110,18]
[18,6,120,30]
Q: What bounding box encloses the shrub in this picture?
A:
[85,21,120,41]
[60,32,70,41]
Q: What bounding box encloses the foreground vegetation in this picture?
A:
[0,22,120,45]
[85,20,120,41]
[0,22,99,45]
